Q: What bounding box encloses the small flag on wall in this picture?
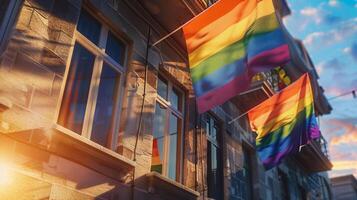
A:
[248,73,321,169]
[183,0,291,113]
[151,138,163,173]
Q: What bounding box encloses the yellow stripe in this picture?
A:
[189,0,275,68]
[253,95,314,139]
[252,88,312,129]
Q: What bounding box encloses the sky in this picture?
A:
[284,0,357,178]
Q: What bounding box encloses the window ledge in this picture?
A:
[146,172,200,200]
[2,124,135,183]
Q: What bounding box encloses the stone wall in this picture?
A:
[0,0,80,133]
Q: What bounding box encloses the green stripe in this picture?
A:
[256,103,314,147]
[151,164,162,173]
[191,13,279,83]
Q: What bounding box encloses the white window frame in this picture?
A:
[154,75,185,182]
[55,8,128,150]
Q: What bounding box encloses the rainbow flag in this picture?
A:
[248,73,320,169]
[151,138,163,173]
[183,0,291,113]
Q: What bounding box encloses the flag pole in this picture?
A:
[151,0,221,47]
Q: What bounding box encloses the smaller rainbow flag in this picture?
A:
[151,138,163,173]
[183,0,290,113]
[248,73,320,169]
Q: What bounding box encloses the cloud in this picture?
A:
[331,131,357,145]
[300,7,319,16]
[303,18,357,47]
[304,32,325,46]
[324,87,342,97]
[316,58,345,73]
[326,119,357,146]
[329,146,357,160]
[299,7,341,25]
[332,161,357,170]
[330,161,357,177]
[343,47,351,53]
[328,0,339,7]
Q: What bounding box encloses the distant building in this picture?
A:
[0,0,333,199]
[331,175,357,200]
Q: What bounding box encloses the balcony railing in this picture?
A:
[201,0,218,7]
[294,135,332,173]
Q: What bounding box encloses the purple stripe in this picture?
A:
[247,44,291,75]
[261,133,301,169]
[196,45,290,113]
[260,114,321,169]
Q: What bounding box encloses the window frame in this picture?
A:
[205,113,224,200]
[152,74,185,182]
[55,7,129,150]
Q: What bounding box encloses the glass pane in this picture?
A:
[77,9,101,45]
[208,141,221,199]
[242,148,252,200]
[151,103,166,174]
[106,31,125,65]
[205,118,210,133]
[0,0,10,23]
[91,63,121,146]
[58,43,95,134]
[212,123,217,143]
[168,114,178,180]
[170,88,181,111]
[157,77,168,99]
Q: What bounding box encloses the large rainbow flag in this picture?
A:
[248,73,321,169]
[183,0,291,113]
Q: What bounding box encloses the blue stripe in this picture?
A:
[193,58,246,97]
[256,107,314,148]
[257,114,311,161]
[193,28,286,97]
[258,128,300,161]
[247,28,286,60]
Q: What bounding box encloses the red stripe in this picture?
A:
[184,0,258,53]
[183,0,246,40]
[197,73,251,113]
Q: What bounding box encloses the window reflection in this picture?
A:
[58,43,95,134]
[151,76,184,181]
[91,63,121,146]
[77,9,101,45]
[157,76,168,100]
[168,113,178,180]
[106,31,125,65]
[151,103,166,174]
[170,88,181,111]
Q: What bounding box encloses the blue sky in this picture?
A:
[284,0,357,177]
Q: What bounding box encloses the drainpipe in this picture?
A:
[131,24,151,200]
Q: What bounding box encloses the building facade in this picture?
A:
[0,0,332,199]
[331,175,357,200]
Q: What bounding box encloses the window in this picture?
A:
[278,170,290,200]
[151,75,184,181]
[206,114,223,200]
[0,0,21,54]
[58,9,127,148]
[240,147,253,199]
